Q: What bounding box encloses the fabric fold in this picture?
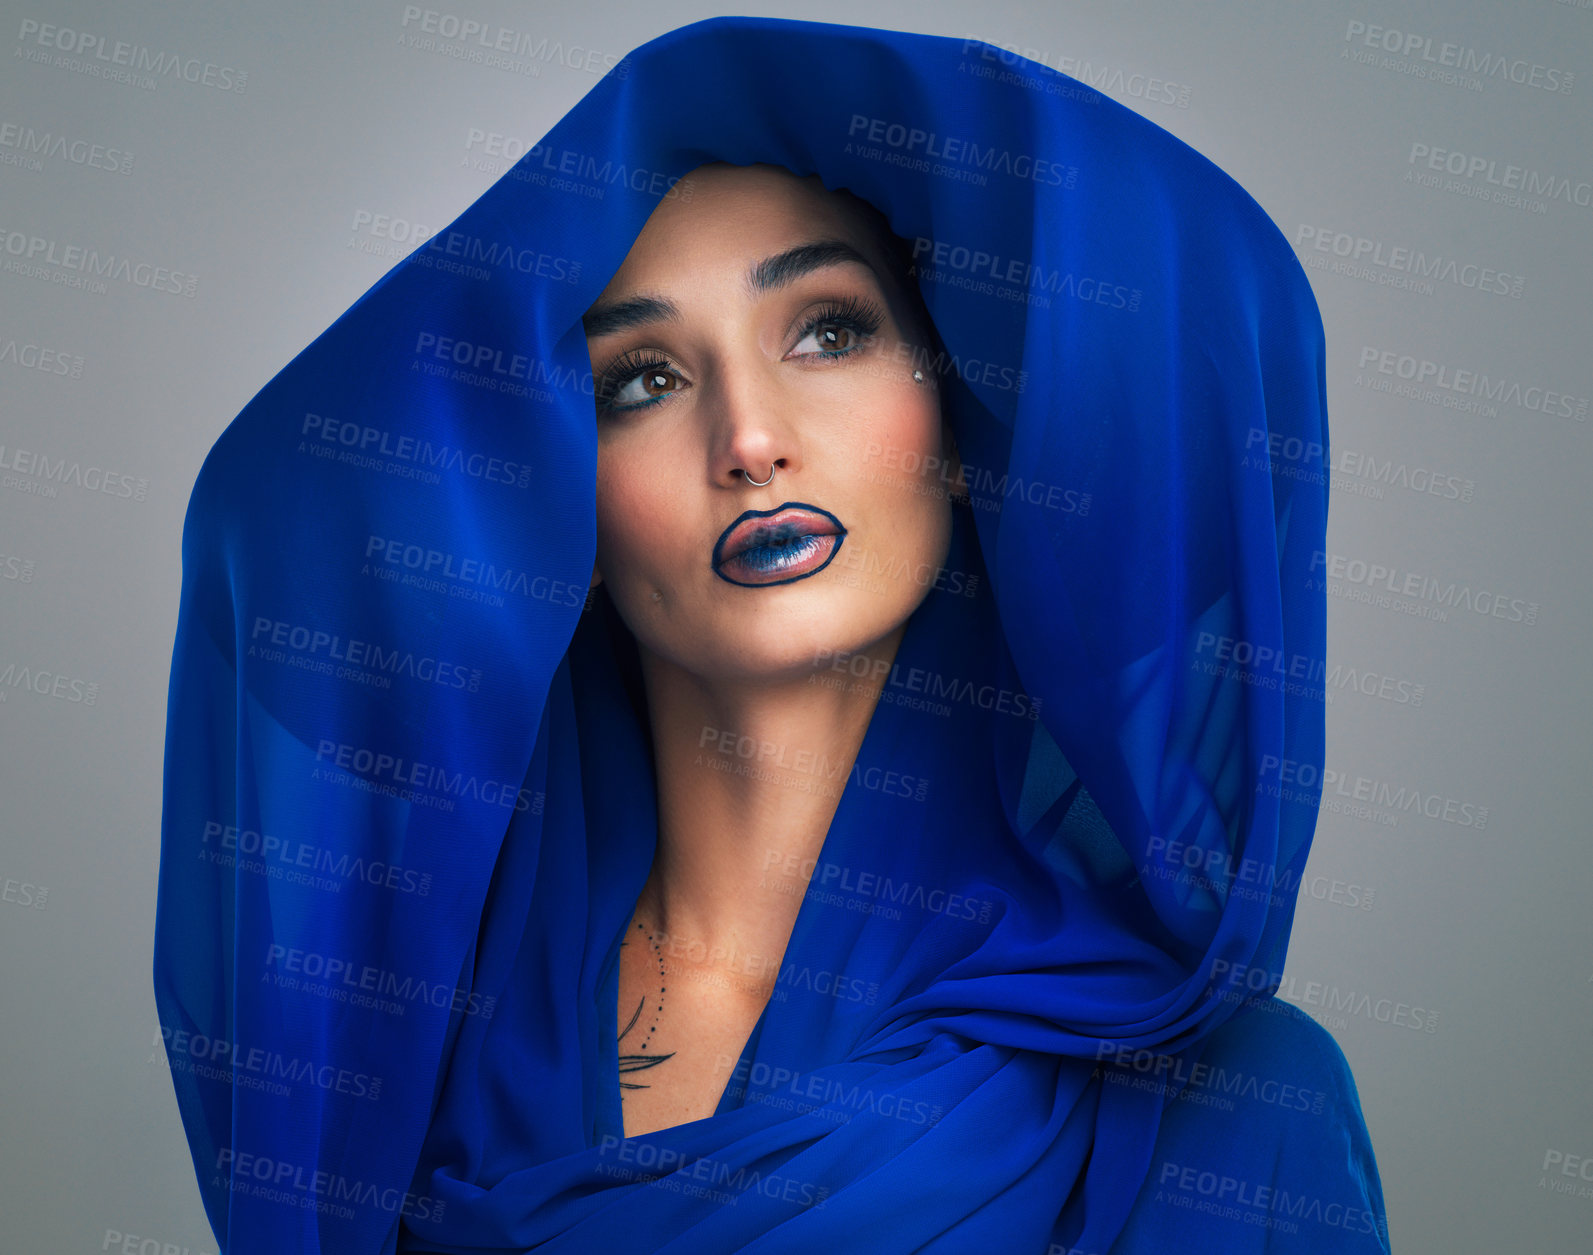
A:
[154,15,1378,1254]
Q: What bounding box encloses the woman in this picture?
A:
[154,16,1388,1254]
[581,159,961,1139]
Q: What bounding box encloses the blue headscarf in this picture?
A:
[154,15,1387,1253]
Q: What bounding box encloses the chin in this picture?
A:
[688,583,922,684]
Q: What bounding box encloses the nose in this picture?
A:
[704,351,801,489]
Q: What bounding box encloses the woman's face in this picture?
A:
[583,161,958,686]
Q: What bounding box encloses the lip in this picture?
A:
[711,502,848,587]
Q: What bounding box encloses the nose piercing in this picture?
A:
[913,369,924,383]
[742,465,775,486]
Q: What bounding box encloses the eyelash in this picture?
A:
[594,295,887,416]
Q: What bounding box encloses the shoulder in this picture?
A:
[1106,998,1392,1254]
[1194,995,1362,1102]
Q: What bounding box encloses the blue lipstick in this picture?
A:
[712,502,848,588]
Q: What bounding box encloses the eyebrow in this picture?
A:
[580,238,882,338]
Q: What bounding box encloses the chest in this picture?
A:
[615,928,774,1139]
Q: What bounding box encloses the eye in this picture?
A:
[595,354,683,414]
[788,295,885,361]
[792,319,864,356]
[591,294,888,418]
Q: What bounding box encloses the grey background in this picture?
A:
[2,0,1589,1251]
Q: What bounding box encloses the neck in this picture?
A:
[632,623,904,996]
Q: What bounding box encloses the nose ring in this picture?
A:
[742,465,775,487]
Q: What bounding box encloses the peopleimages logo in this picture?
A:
[264,942,496,1020]
[1406,142,1592,212]
[199,819,432,897]
[398,7,627,78]
[814,647,1042,721]
[763,849,996,924]
[1258,753,1490,829]
[0,658,98,705]
[249,613,483,693]
[697,725,931,804]
[0,224,199,296]
[304,411,531,487]
[1295,225,1524,299]
[0,338,84,378]
[846,113,1078,187]
[461,130,691,201]
[212,1150,445,1223]
[1354,346,1587,423]
[0,442,148,502]
[594,1138,829,1209]
[363,534,588,607]
[15,18,249,93]
[0,551,36,583]
[313,738,540,813]
[156,1025,383,1101]
[910,235,1141,310]
[415,228,580,284]
[1193,630,1425,708]
[410,331,588,401]
[1539,1148,1593,1199]
[960,37,1191,109]
[1309,549,1539,626]
[1209,961,1441,1034]
[0,121,133,173]
[1156,1160,1389,1239]
[722,1060,944,1126]
[1242,426,1477,503]
[1094,1043,1329,1114]
[1341,19,1574,94]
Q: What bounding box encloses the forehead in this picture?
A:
[600,162,887,290]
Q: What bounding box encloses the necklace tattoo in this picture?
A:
[618,920,675,1090]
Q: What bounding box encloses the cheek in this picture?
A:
[853,389,945,495]
[594,449,659,574]
[838,387,952,601]
[594,436,707,590]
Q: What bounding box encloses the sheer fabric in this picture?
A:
[154,16,1386,1253]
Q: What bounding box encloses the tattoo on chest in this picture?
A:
[618,925,675,1091]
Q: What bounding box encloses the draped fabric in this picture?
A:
[153,16,1387,1253]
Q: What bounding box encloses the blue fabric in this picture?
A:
[1109,999,1390,1252]
[153,15,1388,1254]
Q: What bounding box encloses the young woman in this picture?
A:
[580,159,961,1139]
[155,17,1388,1254]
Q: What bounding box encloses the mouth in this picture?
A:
[711,502,848,587]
